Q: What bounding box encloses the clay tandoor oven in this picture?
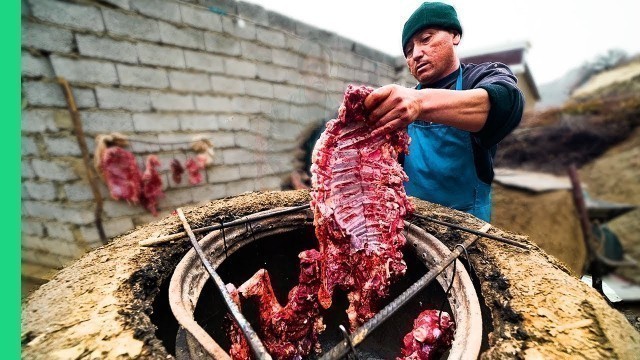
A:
[21,191,640,359]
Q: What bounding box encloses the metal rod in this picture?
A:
[176,208,272,360]
[57,77,107,243]
[320,224,491,360]
[140,204,311,246]
[411,213,529,250]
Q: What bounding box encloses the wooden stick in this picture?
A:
[57,77,107,243]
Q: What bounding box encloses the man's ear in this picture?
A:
[452,33,461,45]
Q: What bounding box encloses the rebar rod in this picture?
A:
[140,204,311,246]
[411,213,529,250]
[320,224,491,360]
[176,208,272,360]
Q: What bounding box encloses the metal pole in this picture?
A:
[176,208,273,360]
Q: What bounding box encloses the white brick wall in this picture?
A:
[21,0,404,271]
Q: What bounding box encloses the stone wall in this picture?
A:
[21,0,403,269]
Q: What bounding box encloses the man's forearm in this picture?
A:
[417,88,490,132]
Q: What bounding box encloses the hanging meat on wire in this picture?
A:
[185,156,206,185]
[226,284,253,360]
[230,249,325,360]
[310,84,414,330]
[99,146,142,204]
[140,155,164,216]
[397,310,455,360]
[170,158,185,184]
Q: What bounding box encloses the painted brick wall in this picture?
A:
[21,0,404,269]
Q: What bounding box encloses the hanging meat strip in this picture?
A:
[100,146,142,204]
[310,84,413,330]
[170,159,185,184]
[185,157,206,185]
[230,249,325,360]
[226,284,253,360]
[140,155,164,216]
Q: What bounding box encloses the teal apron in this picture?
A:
[404,67,492,221]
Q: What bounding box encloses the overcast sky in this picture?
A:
[248,0,640,84]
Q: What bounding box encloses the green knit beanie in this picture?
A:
[402,2,462,52]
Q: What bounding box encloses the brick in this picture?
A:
[237,2,268,26]
[133,113,180,132]
[44,136,81,156]
[222,148,257,164]
[244,80,273,99]
[23,81,96,108]
[184,50,224,73]
[22,160,36,179]
[80,217,135,242]
[226,179,256,196]
[103,9,161,42]
[50,56,118,85]
[204,32,241,56]
[96,87,151,111]
[21,51,53,78]
[81,111,134,133]
[103,200,146,217]
[168,70,210,92]
[180,4,223,31]
[256,63,294,83]
[191,184,226,202]
[208,131,235,148]
[158,188,194,208]
[255,175,282,190]
[222,17,256,40]
[179,114,218,131]
[31,159,78,181]
[218,115,250,130]
[117,64,169,89]
[63,181,94,202]
[21,235,48,252]
[129,134,160,154]
[131,0,181,23]
[273,84,297,102]
[76,34,138,64]
[240,41,272,63]
[149,92,195,111]
[23,181,56,201]
[234,132,265,149]
[45,222,74,240]
[256,28,286,48]
[22,201,93,224]
[137,43,185,68]
[159,22,205,50]
[272,49,300,68]
[207,165,240,183]
[194,95,232,112]
[29,0,104,32]
[208,75,244,95]
[21,136,38,156]
[225,58,256,78]
[22,220,45,237]
[231,96,260,114]
[102,0,129,10]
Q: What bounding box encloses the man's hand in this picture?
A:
[364,84,423,137]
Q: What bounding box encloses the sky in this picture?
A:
[248,0,640,84]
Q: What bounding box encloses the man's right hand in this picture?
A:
[364,84,423,137]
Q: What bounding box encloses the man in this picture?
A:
[365,2,524,221]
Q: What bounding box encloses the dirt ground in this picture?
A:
[21,190,640,359]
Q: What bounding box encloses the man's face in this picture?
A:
[404,28,460,84]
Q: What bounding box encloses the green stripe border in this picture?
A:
[3,0,20,358]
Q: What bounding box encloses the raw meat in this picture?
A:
[140,155,164,216]
[185,157,205,185]
[397,310,455,360]
[231,249,325,360]
[310,85,413,329]
[226,284,253,360]
[100,146,142,203]
[170,159,184,184]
